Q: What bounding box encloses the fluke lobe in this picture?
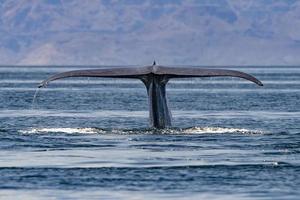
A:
[39,63,263,129]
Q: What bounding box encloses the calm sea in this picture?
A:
[0,66,299,199]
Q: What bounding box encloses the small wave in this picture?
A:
[19,126,263,135]
[0,129,7,133]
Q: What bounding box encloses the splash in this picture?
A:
[19,126,264,135]
[183,127,263,134]
[19,128,103,134]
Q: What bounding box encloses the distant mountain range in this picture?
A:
[0,0,299,65]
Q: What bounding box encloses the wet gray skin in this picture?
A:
[39,63,263,129]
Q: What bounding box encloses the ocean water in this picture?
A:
[0,66,299,199]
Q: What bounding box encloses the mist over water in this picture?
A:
[0,66,299,199]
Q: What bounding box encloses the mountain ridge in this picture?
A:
[0,0,299,65]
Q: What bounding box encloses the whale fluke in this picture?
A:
[39,65,263,128]
[39,65,263,88]
[38,66,153,88]
[153,66,263,86]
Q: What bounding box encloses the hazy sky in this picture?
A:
[0,0,300,65]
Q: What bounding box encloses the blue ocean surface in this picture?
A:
[0,66,299,199]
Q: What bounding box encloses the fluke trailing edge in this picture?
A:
[39,63,263,129]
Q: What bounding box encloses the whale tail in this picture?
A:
[39,65,263,88]
[39,65,263,128]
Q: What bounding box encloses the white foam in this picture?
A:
[19,128,101,134]
[183,127,263,134]
[19,126,263,135]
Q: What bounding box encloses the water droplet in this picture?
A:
[31,88,40,108]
